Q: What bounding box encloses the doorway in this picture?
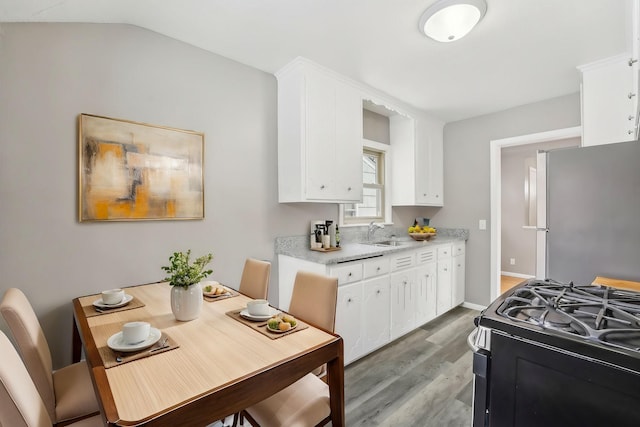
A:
[489,126,582,303]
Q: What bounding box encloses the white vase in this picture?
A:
[170,283,203,321]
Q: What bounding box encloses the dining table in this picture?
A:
[72,281,345,426]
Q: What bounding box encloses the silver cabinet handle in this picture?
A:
[320,185,325,189]
[629,58,638,66]
[347,186,352,191]
[347,298,352,303]
[376,289,381,295]
[629,92,636,99]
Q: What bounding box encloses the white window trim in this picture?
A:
[339,139,392,227]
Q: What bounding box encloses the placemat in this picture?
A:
[98,332,179,369]
[225,309,309,340]
[82,296,146,318]
[203,286,240,302]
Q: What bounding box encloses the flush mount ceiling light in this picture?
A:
[419,0,487,42]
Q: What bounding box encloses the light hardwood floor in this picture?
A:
[340,306,479,426]
[500,275,525,294]
[218,306,479,427]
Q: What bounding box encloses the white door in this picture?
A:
[535,150,547,279]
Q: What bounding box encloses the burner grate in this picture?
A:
[498,279,640,353]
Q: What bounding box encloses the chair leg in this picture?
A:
[231,412,240,427]
[237,410,254,427]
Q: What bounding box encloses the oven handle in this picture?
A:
[468,328,480,352]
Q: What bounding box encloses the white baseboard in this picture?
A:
[462,302,486,311]
[501,271,535,279]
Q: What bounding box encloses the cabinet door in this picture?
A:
[334,82,363,201]
[436,258,453,315]
[362,276,390,353]
[415,118,444,206]
[335,282,363,364]
[390,269,416,340]
[415,262,437,326]
[452,254,466,307]
[306,69,338,200]
[305,70,362,201]
[581,55,635,146]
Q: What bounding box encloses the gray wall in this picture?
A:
[501,138,580,276]
[0,23,429,368]
[432,93,582,306]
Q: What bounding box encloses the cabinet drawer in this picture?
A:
[330,263,363,285]
[437,244,452,259]
[453,241,465,256]
[363,258,390,279]
[390,253,416,271]
[416,248,437,264]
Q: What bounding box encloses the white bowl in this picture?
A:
[101,288,125,305]
[246,299,270,316]
[121,321,151,345]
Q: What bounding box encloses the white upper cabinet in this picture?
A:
[579,1,640,146]
[398,115,444,206]
[276,58,363,203]
[276,57,444,206]
[579,54,636,146]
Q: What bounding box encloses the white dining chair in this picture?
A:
[233,270,338,427]
[0,330,104,427]
[0,288,100,425]
[238,258,271,300]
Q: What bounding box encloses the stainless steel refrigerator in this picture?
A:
[546,140,640,285]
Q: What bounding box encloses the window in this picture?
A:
[341,147,387,225]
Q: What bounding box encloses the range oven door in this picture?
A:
[488,330,640,427]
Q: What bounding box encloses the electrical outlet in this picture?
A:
[479,219,487,230]
[510,258,516,265]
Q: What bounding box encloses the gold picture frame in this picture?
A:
[78,114,204,222]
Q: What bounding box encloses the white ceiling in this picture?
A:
[0,0,631,122]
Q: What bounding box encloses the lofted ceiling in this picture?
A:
[0,0,631,122]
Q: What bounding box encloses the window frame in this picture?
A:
[339,139,392,227]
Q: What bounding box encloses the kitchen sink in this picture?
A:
[365,240,410,247]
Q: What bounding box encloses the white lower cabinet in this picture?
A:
[336,282,363,364]
[278,239,465,365]
[415,262,437,326]
[452,241,466,307]
[390,269,416,340]
[436,244,453,316]
[362,276,390,354]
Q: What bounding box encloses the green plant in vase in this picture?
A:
[162,250,214,321]
[162,250,213,289]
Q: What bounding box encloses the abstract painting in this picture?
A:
[78,114,204,221]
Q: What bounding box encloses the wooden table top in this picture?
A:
[73,282,343,426]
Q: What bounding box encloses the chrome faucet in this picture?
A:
[367,221,385,241]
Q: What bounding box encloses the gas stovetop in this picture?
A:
[496,279,640,354]
[477,279,640,369]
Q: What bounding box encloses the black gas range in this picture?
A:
[469,278,640,427]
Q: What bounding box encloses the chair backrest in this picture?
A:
[0,330,52,427]
[289,271,338,332]
[238,258,271,300]
[0,288,55,420]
